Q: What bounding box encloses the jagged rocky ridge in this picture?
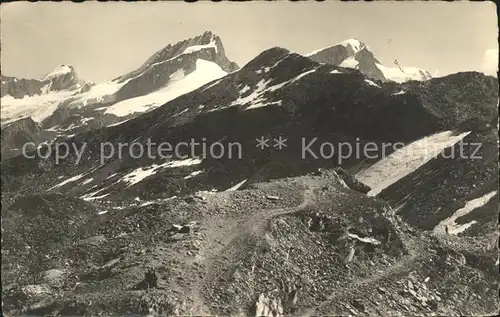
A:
[1,65,83,99]
[1,44,498,316]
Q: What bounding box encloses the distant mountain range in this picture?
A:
[1,31,238,158]
[1,34,436,160]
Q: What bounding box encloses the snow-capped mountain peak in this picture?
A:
[116,31,237,84]
[306,39,431,83]
[38,64,85,94]
[305,38,366,58]
[1,31,239,152]
[42,64,74,81]
[338,38,366,55]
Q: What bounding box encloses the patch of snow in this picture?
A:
[228,79,269,109]
[338,39,364,54]
[66,79,134,109]
[290,69,317,83]
[184,170,204,179]
[80,187,110,201]
[85,193,110,201]
[365,79,381,88]
[340,56,359,69]
[1,90,74,123]
[121,167,159,187]
[139,201,155,207]
[347,233,381,245]
[392,90,406,96]
[133,196,178,207]
[106,173,117,179]
[98,210,109,215]
[433,191,497,235]
[49,173,85,190]
[356,131,471,196]
[182,38,218,54]
[239,85,251,94]
[215,68,317,112]
[169,68,186,81]
[81,178,93,185]
[330,70,343,74]
[108,119,131,127]
[265,68,318,93]
[104,60,226,117]
[196,189,218,196]
[225,179,247,192]
[173,108,189,117]
[246,100,282,110]
[121,158,203,187]
[166,158,203,168]
[202,77,225,91]
[68,117,94,131]
[263,56,289,73]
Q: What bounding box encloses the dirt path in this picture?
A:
[188,182,318,314]
[161,178,431,316]
[301,238,429,316]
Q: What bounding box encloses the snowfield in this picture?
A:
[356,131,471,196]
[1,59,227,124]
[1,90,75,124]
[121,158,203,187]
[433,191,498,235]
[67,80,131,108]
[376,63,431,83]
[105,59,227,117]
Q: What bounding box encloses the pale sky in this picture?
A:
[1,1,498,82]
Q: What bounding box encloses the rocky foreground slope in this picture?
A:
[1,43,499,316]
[2,174,498,316]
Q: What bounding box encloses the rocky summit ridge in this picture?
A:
[306,38,432,83]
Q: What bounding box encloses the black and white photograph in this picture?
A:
[1,1,499,316]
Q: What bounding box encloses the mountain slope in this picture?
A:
[306,39,432,83]
[1,44,498,316]
[2,48,497,204]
